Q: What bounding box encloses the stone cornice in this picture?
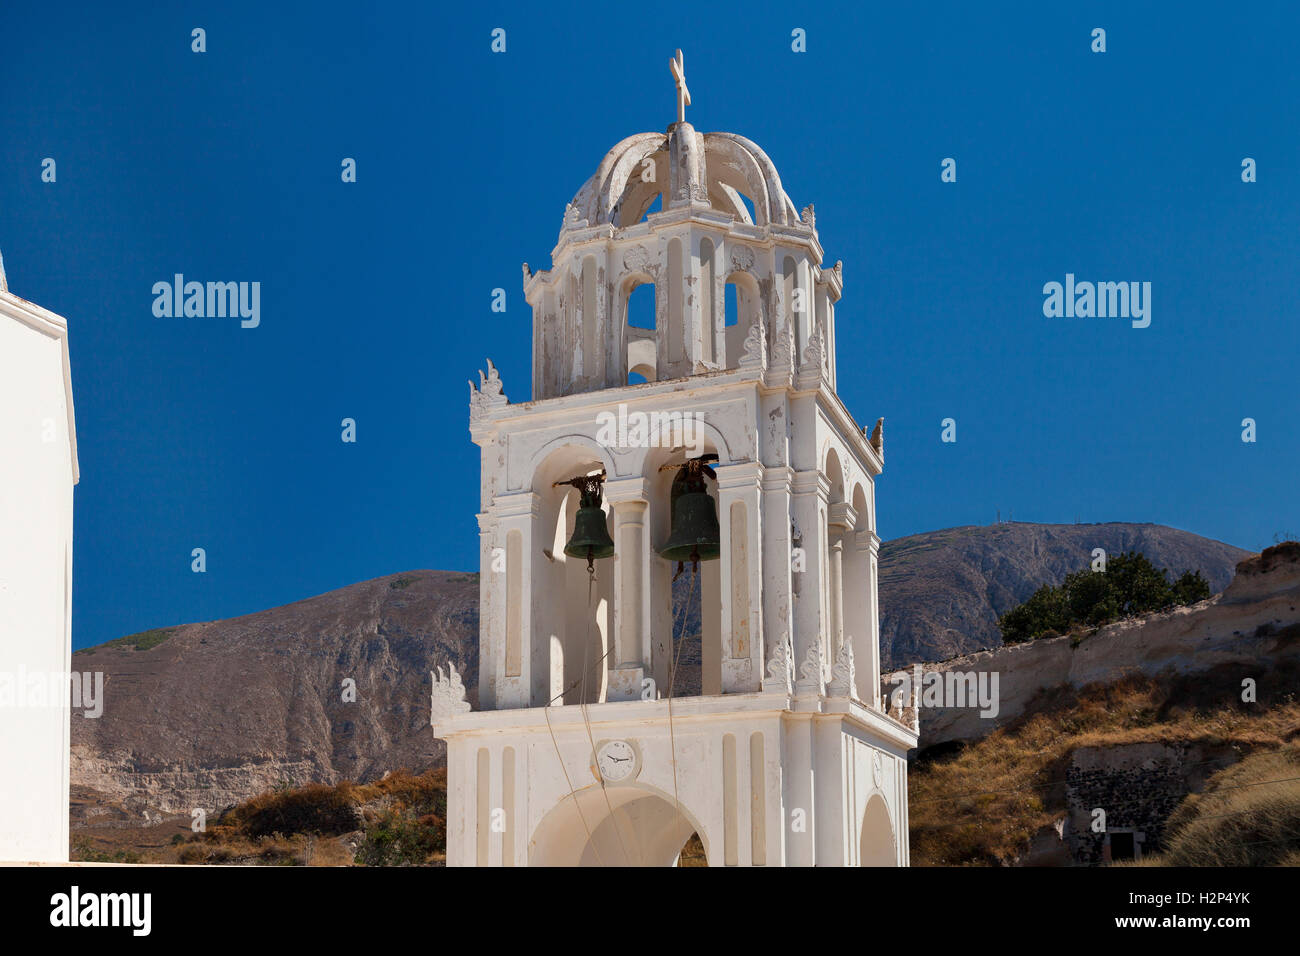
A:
[790,469,831,499]
[712,460,762,491]
[760,465,795,493]
[435,691,919,753]
[602,475,651,505]
[828,501,858,531]
[491,491,540,521]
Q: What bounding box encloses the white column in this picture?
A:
[492,491,541,708]
[715,462,764,693]
[760,464,794,691]
[604,477,650,701]
[701,557,721,696]
[828,537,844,655]
[813,718,848,865]
[444,740,469,866]
[847,529,882,706]
[790,470,829,700]
[782,716,815,866]
[827,501,858,699]
[476,512,500,710]
[867,531,881,707]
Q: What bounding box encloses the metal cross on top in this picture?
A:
[670,48,691,124]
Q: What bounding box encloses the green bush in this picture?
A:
[227,782,362,838]
[71,839,142,864]
[95,627,178,652]
[1170,569,1211,607]
[999,552,1212,644]
[354,809,442,866]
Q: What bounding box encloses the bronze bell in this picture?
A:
[556,474,615,569]
[658,455,721,565]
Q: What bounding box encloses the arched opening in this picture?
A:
[733,191,756,225]
[859,793,897,866]
[703,137,766,224]
[626,283,655,329]
[678,833,707,866]
[723,271,760,370]
[699,237,716,365]
[782,255,808,359]
[666,239,684,368]
[624,279,657,384]
[552,485,611,705]
[610,148,667,227]
[529,784,708,867]
[646,439,725,700]
[530,444,616,706]
[640,192,662,221]
[581,256,599,386]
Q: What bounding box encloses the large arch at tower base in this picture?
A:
[529,784,709,867]
[859,793,897,866]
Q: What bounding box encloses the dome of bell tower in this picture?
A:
[521,50,843,401]
[566,126,801,230]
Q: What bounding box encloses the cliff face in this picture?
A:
[886,544,1300,750]
[70,571,479,815]
[68,522,1249,818]
[878,522,1248,667]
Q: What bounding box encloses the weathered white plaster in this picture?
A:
[442,60,915,865]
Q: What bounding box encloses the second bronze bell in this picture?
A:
[659,455,721,564]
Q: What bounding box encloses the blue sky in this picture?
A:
[3,2,1296,649]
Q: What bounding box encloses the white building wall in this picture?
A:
[0,293,78,863]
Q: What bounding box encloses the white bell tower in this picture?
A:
[434,52,918,866]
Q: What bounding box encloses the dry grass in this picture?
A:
[1126,748,1300,866]
[170,768,449,866]
[909,664,1300,866]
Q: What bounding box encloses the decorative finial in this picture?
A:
[430,663,471,721]
[670,49,691,124]
[469,359,508,424]
[562,202,588,231]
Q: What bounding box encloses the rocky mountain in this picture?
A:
[878,522,1248,667]
[69,522,1248,817]
[71,571,479,817]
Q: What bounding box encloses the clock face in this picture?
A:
[596,740,637,783]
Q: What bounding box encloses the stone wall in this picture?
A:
[1064,742,1238,865]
